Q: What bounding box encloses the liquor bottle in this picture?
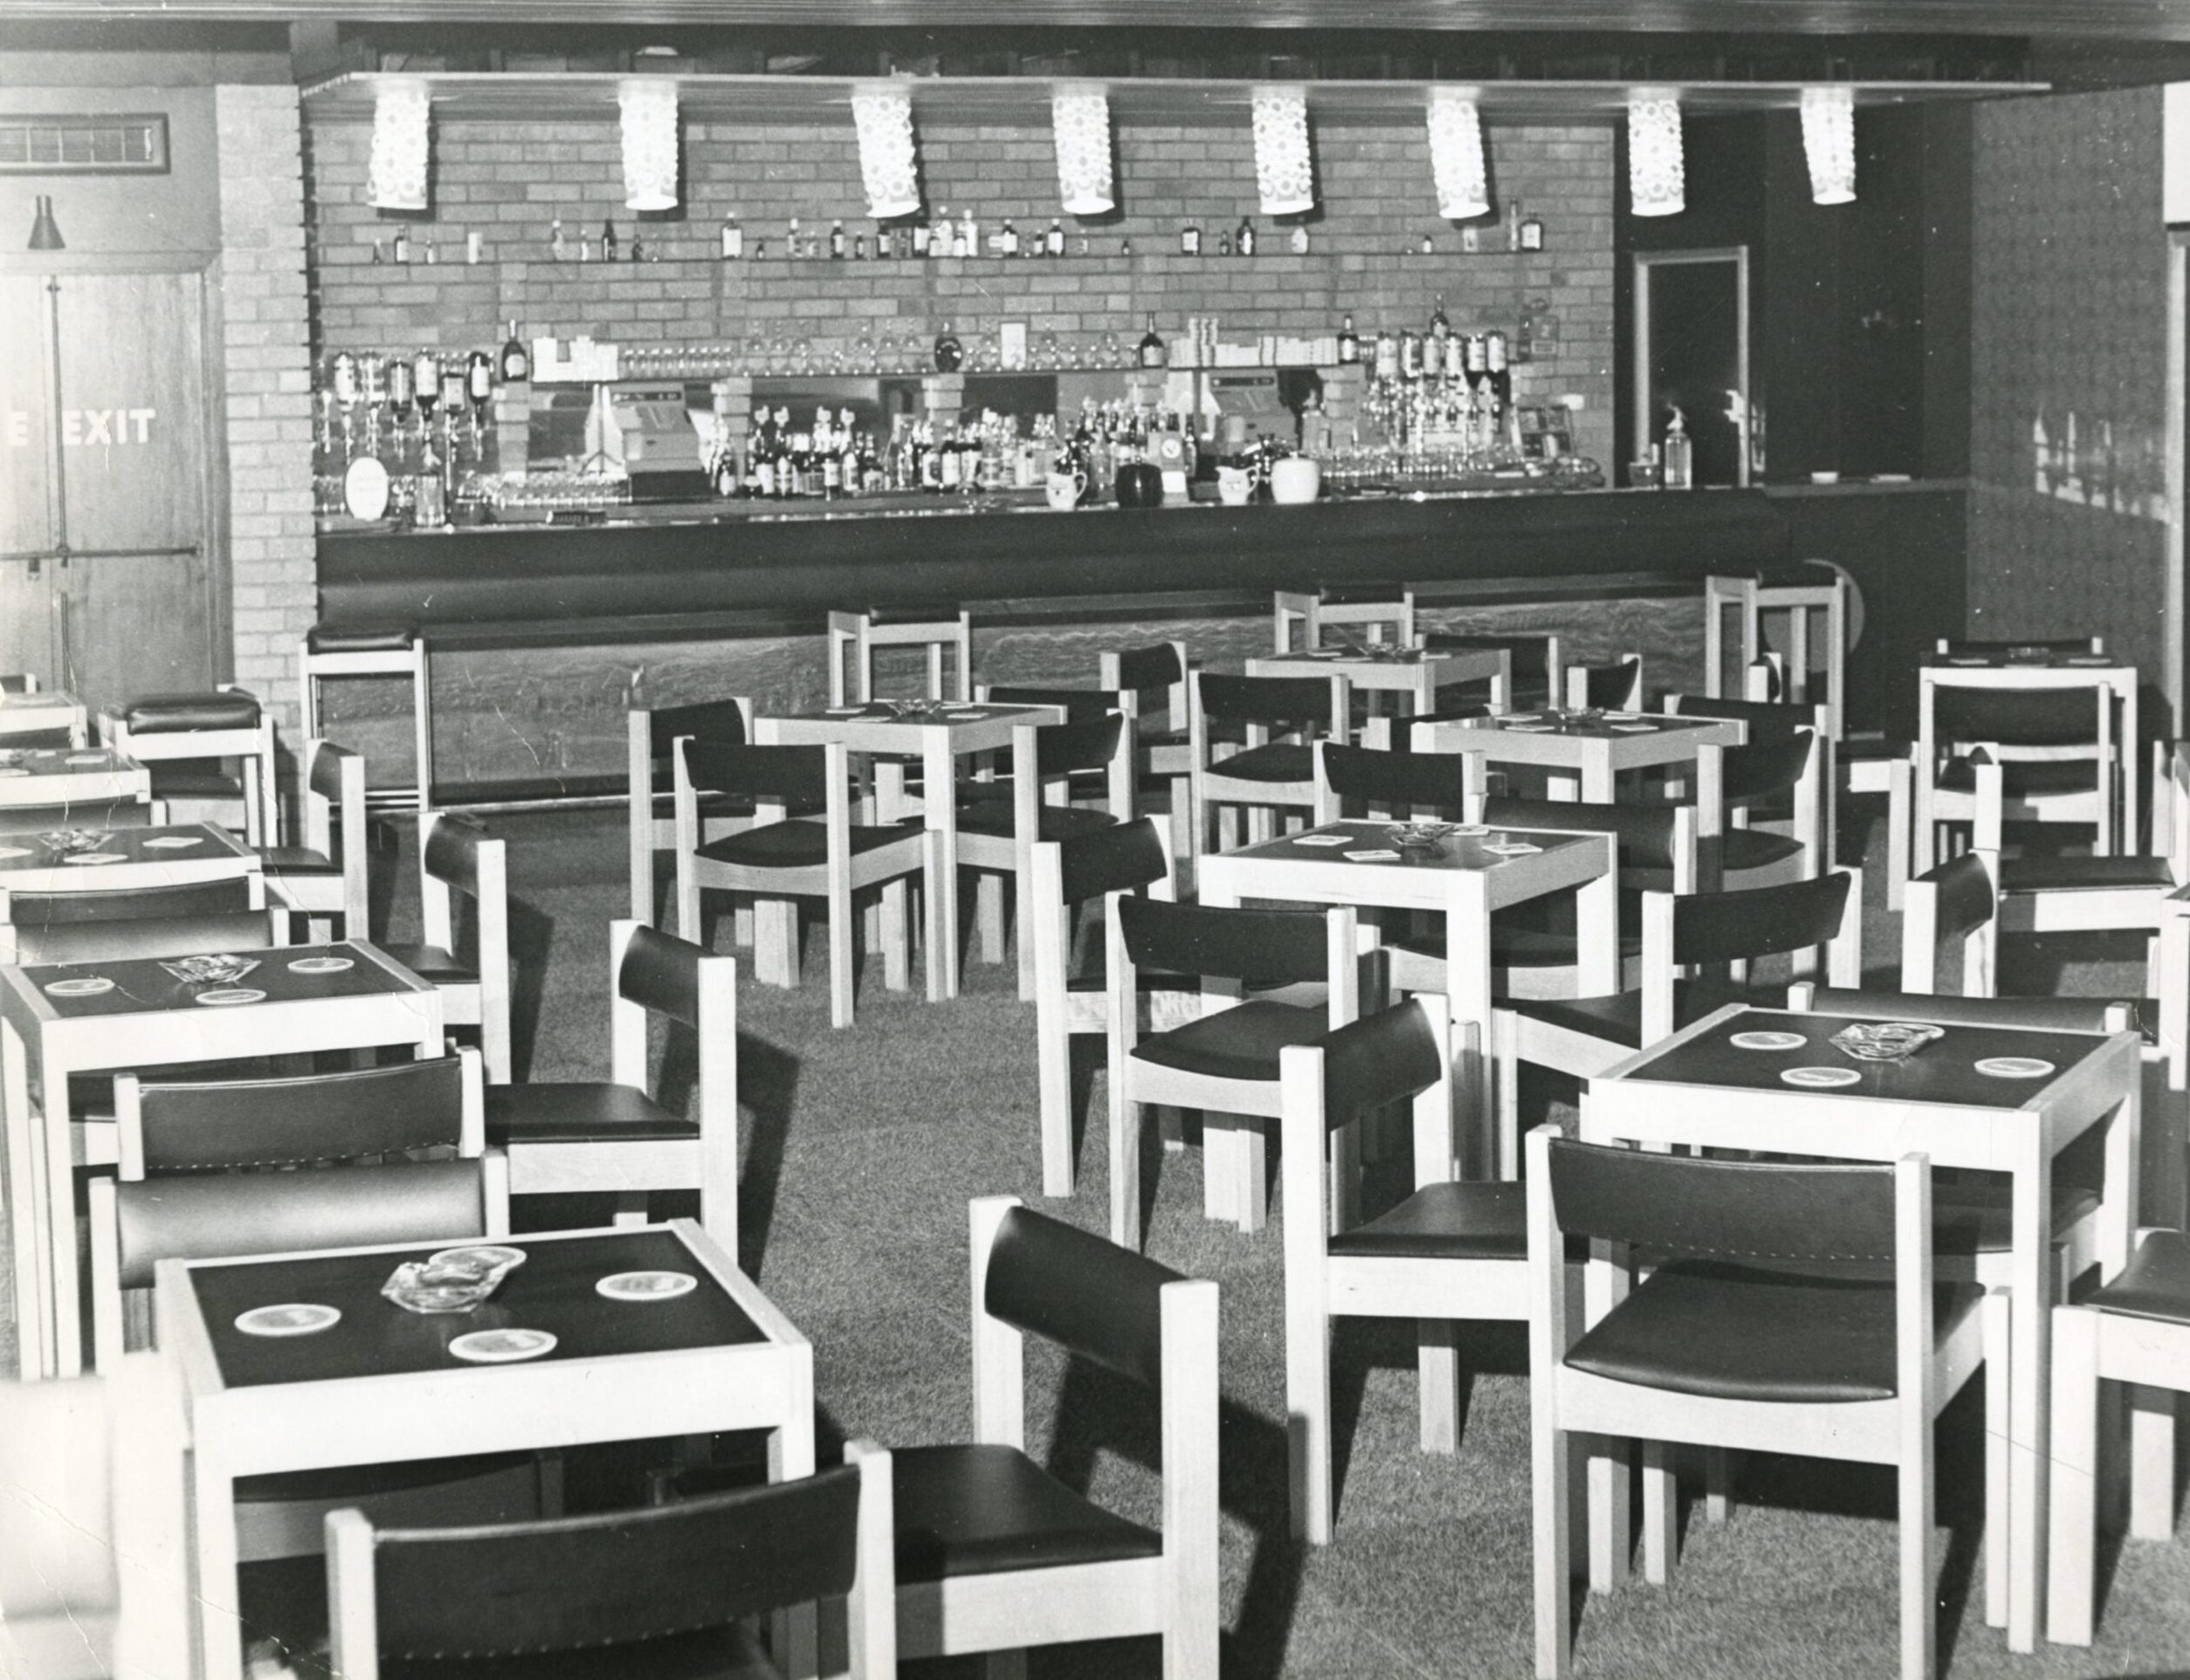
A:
[912,215,932,258]
[830,219,845,259]
[720,215,743,259]
[1236,217,1256,257]
[411,349,441,418]
[876,227,892,260]
[423,233,437,265]
[1290,222,1310,255]
[959,209,978,258]
[1430,295,1451,342]
[1046,217,1064,257]
[788,217,802,259]
[465,348,493,406]
[1419,230,1434,256]
[1421,328,1443,379]
[549,218,566,260]
[371,238,385,265]
[628,233,644,263]
[1337,314,1359,365]
[1120,237,1133,258]
[1519,210,1545,251]
[392,224,410,264]
[503,324,530,385]
[1181,222,1202,257]
[853,232,866,260]
[602,220,618,263]
[1399,328,1422,381]
[1505,198,1523,252]
[1001,219,1019,256]
[1374,325,1400,382]
[933,320,964,373]
[1138,313,1167,369]
[1217,231,1231,258]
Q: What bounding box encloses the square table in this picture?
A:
[1197,816,1616,1182]
[0,819,251,902]
[0,689,86,746]
[0,939,442,1380]
[1585,1003,2143,1653]
[1417,707,1746,805]
[156,1219,815,1680]
[755,701,1064,1001]
[0,745,149,810]
[1924,651,2139,850]
[1246,642,1512,722]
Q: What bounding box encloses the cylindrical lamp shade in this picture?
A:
[1425,93,1489,219]
[1800,86,1857,205]
[851,86,922,219]
[367,80,430,212]
[1627,93,1685,217]
[618,80,680,212]
[1251,87,1315,217]
[1050,88,1113,217]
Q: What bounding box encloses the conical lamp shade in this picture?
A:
[28,196,64,251]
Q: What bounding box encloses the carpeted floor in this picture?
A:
[48,796,2190,1677]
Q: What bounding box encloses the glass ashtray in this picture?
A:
[1830,1021,1945,1063]
[382,1248,526,1316]
[38,829,105,855]
[1388,821,1457,850]
[159,954,261,987]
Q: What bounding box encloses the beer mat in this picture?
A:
[1729,1029,1807,1051]
[141,836,204,849]
[1973,1057,2055,1079]
[449,1328,556,1365]
[1343,849,1402,863]
[235,1304,341,1338]
[1290,834,1352,847]
[1781,1065,1862,1088]
[596,1270,698,1301]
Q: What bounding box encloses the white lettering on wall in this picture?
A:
[24,409,160,448]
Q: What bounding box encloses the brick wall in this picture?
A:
[303,110,1615,464]
[217,84,316,741]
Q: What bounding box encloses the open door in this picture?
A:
[1634,247,1752,487]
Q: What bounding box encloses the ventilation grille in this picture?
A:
[0,114,169,175]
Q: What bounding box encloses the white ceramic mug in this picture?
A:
[1270,456,1322,505]
[1045,470,1086,511]
[1216,465,1253,506]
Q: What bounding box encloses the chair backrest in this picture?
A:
[1195,671,1342,732]
[1925,674,2108,750]
[3,906,278,967]
[982,684,1115,723]
[1304,997,1447,1125]
[0,874,256,927]
[0,798,154,836]
[1105,641,1185,694]
[1721,725,1817,806]
[1665,867,1856,971]
[1901,848,1999,996]
[1424,630,1561,692]
[982,1203,1184,1389]
[1664,691,1827,740]
[644,697,750,760]
[301,740,368,924]
[117,1051,479,1177]
[331,1449,892,1674]
[1787,981,2137,1037]
[1565,655,1643,713]
[1315,741,1470,823]
[421,810,493,897]
[1031,712,1126,779]
[608,919,738,1247]
[1117,895,1337,986]
[1479,794,1691,877]
[1052,817,1172,908]
[681,738,831,807]
[1937,637,2103,657]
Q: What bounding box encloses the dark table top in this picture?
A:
[1224,816,1602,873]
[1621,1009,2111,1108]
[17,940,416,1021]
[1459,709,1724,740]
[1932,651,2122,670]
[192,1228,763,1389]
[0,747,130,779]
[0,822,238,873]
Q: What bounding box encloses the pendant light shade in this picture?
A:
[367,79,431,212]
[1800,86,1857,205]
[851,85,922,220]
[1626,93,1685,218]
[26,195,64,251]
[1426,91,1489,220]
[1050,87,1114,217]
[1251,86,1315,217]
[618,79,680,212]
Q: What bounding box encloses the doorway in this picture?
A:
[1634,247,1751,487]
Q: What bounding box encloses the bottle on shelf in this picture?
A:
[1217,231,1231,258]
[1138,313,1167,369]
[853,231,867,260]
[1419,230,1434,256]
[787,217,802,259]
[912,213,933,258]
[720,215,743,259]
[1046,217,1064,257]
[392,224,410,264]
[602,220,618,263]
[1662,405,1693,489]
[1421,326,1443,379]
[830,219,845,259]
[549,218,565,260]
[465,348,492,408]
[933,320,964,373]
[1001,219,1019,256]
[1120,237,1133,257]
[1505,198,1524,252]
[1399,327,1423,381]
[1374,324,1400,382]
[1290,221,1310,255]
[1236,217,1256,257]
[1430,295,1451,342]
[499,321,530,382]
[1337,313,1359,365]
[423,232,437,265]
[959,208,978,258]
[1181,222,1202,257]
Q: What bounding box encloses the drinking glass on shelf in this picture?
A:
[792,337,813,375]
[854,332,875,372]
[768,334,792,375]
[1102,330,1125,368]
[894,333,922,371]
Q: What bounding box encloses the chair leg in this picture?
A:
[1236,1115,1270,1234]
[830,885,857,1029]
[974,872,1007,967]
[1641,1440,1677,1586]
[1288,1292,1334,1545]
[755,899,800,988]
[2129,1383,2178,1541]
[1533,1415,1574,1679]
[1985,1290,2011,1631]
[2047,1305,2099,1645]
[881,878,911,993]
[1418,1319,1461,1455]
[1203,1115,1236,1223]
[1109,1087,1143,1251]
[1704,1448,1735,1524]
[1493,1013,1521,1182]
[1899,1415,1937,1680]
[1012,866,1037,1002]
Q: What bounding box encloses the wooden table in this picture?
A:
[1924,651,2139,850]
[0,940,442,1380]
[0,690,86,746]
[0,745,149,810]
[157,1219,815,1680]
[1247,643,1511,723]
[1417,707,1746,805]
[0,819,251,899]
[1585,1003,2142,1653]
[755,701,1063,1000]
[1198,816,1616,1181]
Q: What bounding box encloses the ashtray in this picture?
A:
[38,829,105,855]
[1830,1021,1945,1063]
[159,954,261,986]
[382,1247,527,1315]
[878,699,951,722]
[1388,821,1457,850]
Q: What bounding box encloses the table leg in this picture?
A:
[920,830,947,1004]
[2007,1138,2052,1652]
[1581,754,1612,806]
[772,1342,820,1678]
[3,1022,47,1380]
[1445,873,1495,1178]
[1574,840,1620,1001]
[926,732,961,1001]
[44,1064,79,1378]
[190,1442,246,1680]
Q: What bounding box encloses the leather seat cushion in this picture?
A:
[1508,977,1758,1050]
[1328,1181,1531,1262]
[240,1452,530,1506]
[1837,736,1911,762]
[1399,922,1642,970]
[1565,1259,1982,1403]
[306,623,417,654]
[954,801,1119,843]
[258,845,338,875]
[892,1442,1160,1582]
[121,692,261,732]
[694,819,921,871]
[486,1083,698,1145]
[1932,1181,2101,1257]
[381,1626,755,1680]
[379,942,478,985]
[2089,1229,2190,1326]
[1206,743,1314,785]
[645,785,762,821]
[2000,855,2177,892]
[148,766,245,800]
[1128,999,1326,1082]
[1719,828,1805,871]
[1937,758,2102,797]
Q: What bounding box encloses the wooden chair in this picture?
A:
[1692,724,1825,891]
[0,671,38,692]
[2048,1228,2190,1646]
[1282,999,1564,1542]
[1917,669,2117,875]
[485,920,740,1247]
[829,603,973,705]
[1274,582,1415,651]
[888,1196,1217,1678]
[381,811,512,1081]
[100,685,280,845]
[1563,653,1643,713]
[0,873,267,966]
[1529,1133,2006,1680]
[259,737,368,940]
[1422,629,1564,712]
[955,711,1131,999]
[1703,564,1849,740]
[1029,818,1180,1205]
[1101,639,1195,881]
[626,695,755,930]
[1109,895,1361,1245]
[1939,637,2104,658]
[328,1447,896,1680]
[1188,671,1349,871]
[297,623,434,813]
[675,738,924,1029]
[1901,846,2001,997]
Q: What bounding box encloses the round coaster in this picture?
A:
[195,988,267,1007]
[1730,1029,1808,1051]
[1502,723,1556,733]
[1781,1065,1863,1089]
[449,1328,556,1365]
[141,836,203,850]
[65,753,105,765]
[1483,842,1544,856]
[43,977,114,998]
[62,853,124,865]
[1973,1057,2056,1080]
[287,955,355,974]
[596,1270,698,1302]
[236,1303,341,1338]
[429,1245,527,1271]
